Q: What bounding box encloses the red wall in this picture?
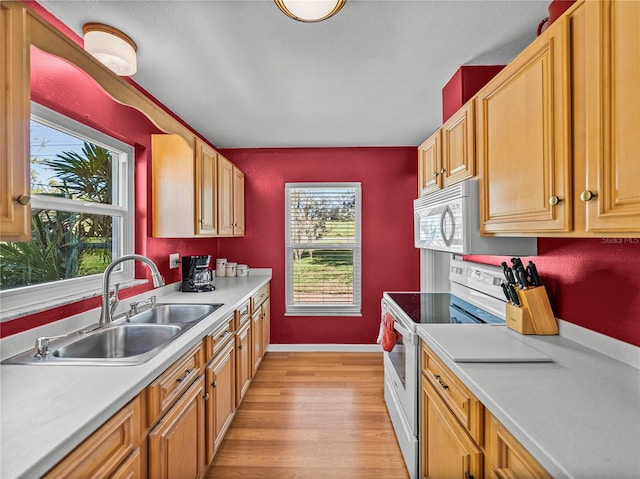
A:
[466,237,640,347]
[217,148,420,344]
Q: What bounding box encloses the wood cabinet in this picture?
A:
[261,297,271,357]
[476,15,572,235]
[576,0,640,234]
[148,375,206,479]
[43,397,142,479]
[485,411,552,479]
[217,153,244,237]
[205,336,236,464]
[195,138,218,236]
[417,101,475,197]
[235,318,252,406]
[420,341,551,479]
[421,375,483,479]
[251,307,263,375]
[0,2,31,242]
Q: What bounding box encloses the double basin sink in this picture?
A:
[5,303,223,366]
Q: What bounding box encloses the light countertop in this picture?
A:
[417,324,640,479]
[0,272,271,479]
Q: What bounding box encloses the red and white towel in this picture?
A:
[377,312,401,352]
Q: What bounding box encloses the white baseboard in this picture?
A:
[266,343,382,353]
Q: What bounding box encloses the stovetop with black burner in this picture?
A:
[385,292,503,325]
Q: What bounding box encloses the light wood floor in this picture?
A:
[207,352,410,479]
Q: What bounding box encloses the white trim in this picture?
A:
[266,343,382,353]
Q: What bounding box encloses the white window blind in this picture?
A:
[285,183,361,316]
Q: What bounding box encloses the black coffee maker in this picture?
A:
[181,255,214,292]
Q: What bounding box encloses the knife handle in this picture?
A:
[517,266,529,290]
[527,261,541,287]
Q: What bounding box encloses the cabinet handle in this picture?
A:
[16,194,31,206]
[203,392,210,400]
[548,196,561,206]
[433,374,449,390]
[217,330,230,339]
[433,172,439,179]
[580,190,595,202]
[211,380,217,388]
[464,472,474,479]
[238,344,243,350]
[176,368,193,383]
[440,167,446,174]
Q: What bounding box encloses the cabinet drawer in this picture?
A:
[250,283,270,313]
[43,397,141,479]
[421,342,483,445]
[203,313,235,364]
[235,299,251,328]
[147,344,203,426]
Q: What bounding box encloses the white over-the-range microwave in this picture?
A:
[414,179,537,256]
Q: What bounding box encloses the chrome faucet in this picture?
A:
[99,254,165,324]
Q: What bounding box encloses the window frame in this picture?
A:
[285,182,362,316]
[0,103,135,321]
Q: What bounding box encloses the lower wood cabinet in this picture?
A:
[148,375,206,479]
[261,297,271,357]
[235,318,252,406]
[205,337,236,464]
[42,396,142,479]
[420,341,550,479]
[421,375,483,479]
[251,307,263,375]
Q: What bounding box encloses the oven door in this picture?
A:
[382,300,419,478]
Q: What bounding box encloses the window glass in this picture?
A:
[285,183,361,315]
[0,104,133,319]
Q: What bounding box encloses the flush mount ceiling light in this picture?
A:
[274,0,346,22]
[82,23,137,76]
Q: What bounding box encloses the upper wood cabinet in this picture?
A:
[195,138,218,236]
[476,15,572,235]
[218,153,245,237]
[418,101,475,197]
[1,3,31,242]
[576,0,640,234]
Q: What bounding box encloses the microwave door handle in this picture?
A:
[440,205,455,247]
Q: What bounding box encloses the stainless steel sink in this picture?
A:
[52,324,182,360]
[3,302,223,366]
[127,303,221,325]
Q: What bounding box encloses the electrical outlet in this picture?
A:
[169,253,180,269]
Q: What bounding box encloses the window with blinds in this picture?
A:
[285,183,361,316]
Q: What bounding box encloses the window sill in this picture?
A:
[284,311,363,317]
[0,279,147,322]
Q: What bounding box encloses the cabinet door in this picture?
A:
[235,320,252,406]
[205,338,236,464]
[477,16,571,234]
[1,3,31,241]
[43,397,141,479]
[442,101,475,188]
[261,297,270,355]
[151,134,196,238]
[217,154,234,236]
[421,376,483,479]
[251,308,263,376]
[195,139,217,236]
[149,375,206,479]
[581,0,640,233]
[232,166,245,236]
[418,130,442,196]
[484,411,552,479]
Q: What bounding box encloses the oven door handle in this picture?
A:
[393,321,417,344]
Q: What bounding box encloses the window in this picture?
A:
[285,183,361,316]
[0,103,134,320]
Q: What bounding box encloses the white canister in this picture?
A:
[215,258,227,277]
[225,262,237,277]
[236,264,249,277]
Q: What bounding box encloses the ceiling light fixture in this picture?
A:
[82,23,137,76]
[274,0,346,23]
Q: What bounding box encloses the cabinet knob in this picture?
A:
[433,172,439,179]
[211,380,217,388]
[548,196,561,206]
[580,190,595,202]
[16,194,31,206]
[440,167,446,174]
[203,392,210,400]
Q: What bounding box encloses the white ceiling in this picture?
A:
[39,0,549,149]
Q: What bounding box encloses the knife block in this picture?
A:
[506,286,559,335]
